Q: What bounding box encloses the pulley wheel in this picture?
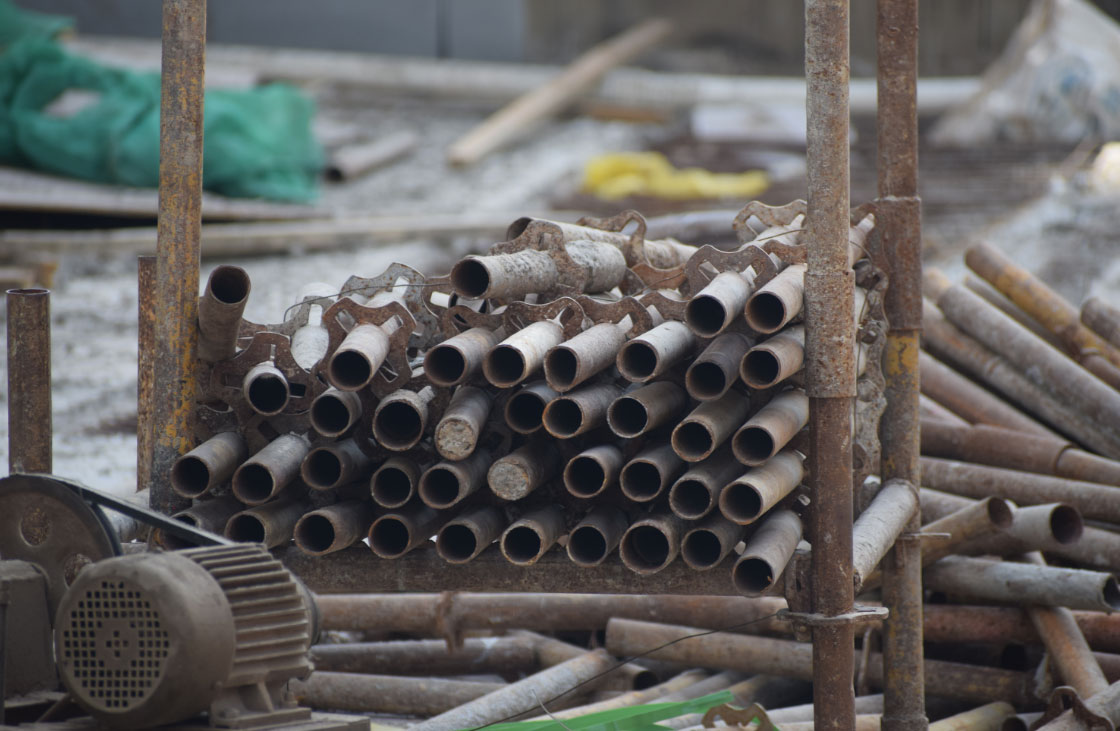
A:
[0,474,121,615]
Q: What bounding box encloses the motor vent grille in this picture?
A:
[59,579,170,711]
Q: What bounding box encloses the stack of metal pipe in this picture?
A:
[160,203,885,598]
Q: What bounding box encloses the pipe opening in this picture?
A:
[741,350,781,388]
[987,499,1015,529]
[486,345,527,386]
[226,514,266,543]
[685,295,728,337]
[999,644,1030,671]
[375,401,423,448]
[564,456,607,497]
[544,348,579,390]
[419,467,461,508]
[451,259,491,299]
[733,427,775,464]
[543,399,583,437]
[371,465,414,507]
[302,448,343,489]
[733,557,775,594]
[247,373,289,414]
[1105,577,1120,611]
[437,524,479,562]
[506,390,546,433]
[682,529,723,569]
[159,513,203,550]
[621,525,671,571]
[619,342,658,380]
[686,362,727,399]
[720,482,762,523]
[503,526,543,564]
[621,461,663,501]
[568,525,608,565]
[631,670,658,690]
[425,345,467,386]
[669,479,712,519]
[311,393,354,436]
[171,456,211,498]
[1050,505,1083,544]
[746,294,787,333]
[208,266,250,305]
[295,514,336,554]
[369,517,410,558]
[8,287,49,296]
[329,350,373,390]
[672,422,714,460]
[608,397,649,436]
[233,464,276,504]
[505,217,532,240]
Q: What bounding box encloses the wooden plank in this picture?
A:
[0,167,324,221]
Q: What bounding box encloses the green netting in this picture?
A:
[0,12,323,202]
[0,0,72,48]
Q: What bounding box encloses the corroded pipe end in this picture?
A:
[294,502,373,557]
[671,421,715,462]
[500,506,565,565]
[370,458,420,508]
[436,508,504,564]
[681,523,740,571]
[243,362,290,416]
[170,431,247,499]
[564,445,622,498]
[608,395,650,438]
[744,292,790,334]
[617,340,660,382]
[542,397,584,438]
[718,480,763,524]
[310,388,362,437]
[619,518,679,575]
[620,459,669,502]
[373,391,430,451]
[685,294,732,338]
[732,426,776,466]
[368,507,438,559]
[232,463,277,504]
[543,346,580,392]
[732,555,780,595]
[669,477,716,520]
[450,258,493,299]
[485,344,529,387]
[226,511,268,544]
[567,507,628,567]
[1049,505,1083,545]
[504,382,558,434]
[419,463,466,508]
[425,343,469,386]
[294,512,340,556]
[685,360,730,400]
[328,324,391,391]
[197,266,251,361]
[170,454,213,498]
[206,265,251,306]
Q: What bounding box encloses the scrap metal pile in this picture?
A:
[160,201,886,597]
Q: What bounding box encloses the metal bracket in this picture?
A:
[1031,686,1114,731]
[779,605,889,628]
[701,702,777,731]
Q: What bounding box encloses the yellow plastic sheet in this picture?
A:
[582,151,770,200]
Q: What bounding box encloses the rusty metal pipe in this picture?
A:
[767,695,884,724]
[741,326,804,389]
[671,389,751,462]
[923,556,1120,613]
[242,361,289,415]
[309,635,542,677]
[567,506,628,566]
[310,387,363,438]
[954,503,1082,558]
[686,270,755,337]
[170,431,248,498]
[919,395,969,426]
[488,441,562,501]
[373,387,434,451]
[225,498,307,548]
[919,351,1054,437]
[545,322,629,392]
[301,439,373,491]
[370,456,421,508]
[779,717,882,731]
[966,242,1120,373]
[425,326,504,387]
[668,448,746,520]
[436,506,505,563]
[231,433,310,505]
[851,479,918,591]
[327,323,392,391]
[745,263,806,334]
[1082,296,1120,351]
[1051,525,1120,574]
[292,672,504,716]
[732,389,809,465]
[434,386,492,460]
[542,670,708,721]
[409,649,616,731]
[485,320,566,387]
[685,333,753,401]
[501,505,566,565]
[919,496,1014,564]
[420,449,492,509]
[505,217,695,271]
[138,256,156,492]
[505,380,560,434]
[617,321,698,383]
[927,702,1015,731]
[620,510,685,575]
[196,265,249,362]
[7,288,52,474]
[543,382,623,438]
[718,450,804,525]
[681,514,745,571]
[294,500,375,556]
[731,508,802,595]
[965,276,1065,351]
[608,381,689,438]
[564,445,624,498]
[921,457,1120,524]
[620,443,686,503]
[368,504,442,559]
[926,272,1120,455]
[156,496,243,549]
[452,249,558,299]
[922,302,1114,455]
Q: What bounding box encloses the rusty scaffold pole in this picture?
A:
[876,0,926,729]
[804,0,857,729]
[150,0,205,511]
[7,288,52,474]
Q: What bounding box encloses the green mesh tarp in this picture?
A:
[0,11,323,202]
